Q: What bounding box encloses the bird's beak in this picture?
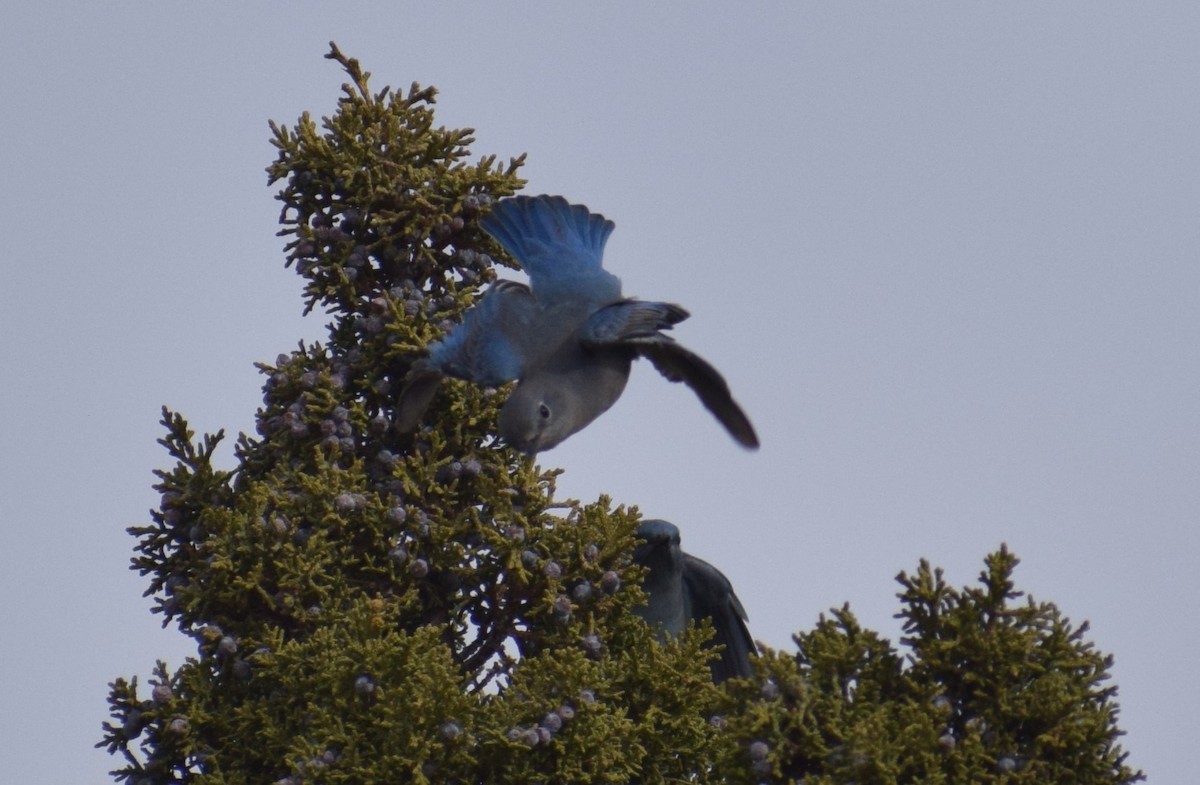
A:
[500,434,540,456]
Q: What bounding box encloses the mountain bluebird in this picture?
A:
[396,195,759,453]
[632,519,755,683]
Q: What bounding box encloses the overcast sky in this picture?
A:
[2,3,1196,782]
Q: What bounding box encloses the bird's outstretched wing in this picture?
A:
[580,301,757,448]
[622,334,759,449]
[480,195,621,303]
[682,553,756,682]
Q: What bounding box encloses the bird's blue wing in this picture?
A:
[480,195,621,302]
[394,281,537,432]
[429,280,537,384]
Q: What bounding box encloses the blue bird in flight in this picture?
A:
[397,195,759,454]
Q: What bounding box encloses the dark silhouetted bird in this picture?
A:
[632,519,755,682]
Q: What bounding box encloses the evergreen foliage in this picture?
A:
[101,44,1142,784]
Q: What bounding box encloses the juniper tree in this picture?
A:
[101,44,1142,785]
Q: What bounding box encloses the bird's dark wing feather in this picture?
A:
[623,335,759,449]
[682,553,756,682]
[394,361,446,433]
[579,299,690,344]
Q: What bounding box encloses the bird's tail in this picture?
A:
[479,194,615,276]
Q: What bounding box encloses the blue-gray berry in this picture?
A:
[217,636,238,658]
[354,674,376,695]
[122,710,143,739]
[436,462,463,483]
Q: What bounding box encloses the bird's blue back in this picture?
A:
[480,195,622,304]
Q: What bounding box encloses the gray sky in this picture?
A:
[2,3,1196,781]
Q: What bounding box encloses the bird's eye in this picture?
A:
[538,403,551,420]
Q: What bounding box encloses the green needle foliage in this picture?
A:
[719,548,1142,783]
[101,44,1142,785]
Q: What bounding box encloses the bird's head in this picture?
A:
[632,519,684,573]
[497,380,580,455]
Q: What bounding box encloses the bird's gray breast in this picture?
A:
[524,302,634,410]
[636,567,689,637]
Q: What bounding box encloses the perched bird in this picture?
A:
[396,195,759,454]
[632,519,755,683]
